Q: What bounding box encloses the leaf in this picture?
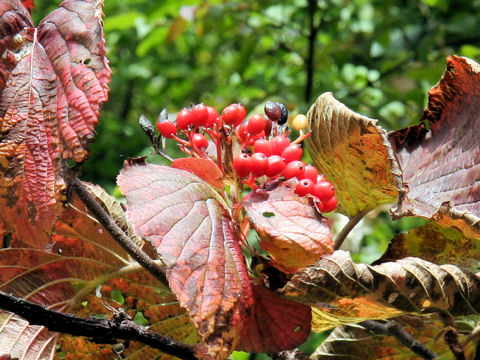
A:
[281,250,480,332]
[0,184,196,359]
[171,158,224,190]
[237,282,311,353]
[312,317,475,360]
[379,222,480,271]
[167,16,188,43]
[0,0,111,227]
[389,56,480,238]
[21,0,34,12]
[117,161,253,360]
[306,93,401,217]
[243,180,333,273]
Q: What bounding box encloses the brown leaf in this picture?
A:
[243,180,333,273]
[237,282,311,353]
[389,56,480,238]
[167,16,188,43]
[379,222,480,271]
[306,93,401,217]
[117,162,253,360]
[281,250,480,331]
[0,184,195,359]
[0,0,111,227]
[312,317,475,359]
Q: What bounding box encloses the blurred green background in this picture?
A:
[32,0,480,357]
[33,0,480,191]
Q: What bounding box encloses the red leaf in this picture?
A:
[21,0,34,12]
[117,162,253,359]
[243,180,333,273]
[171,157,224,190]
[238,282,311,353]
[389,56,480,233]
[0,0,111,227]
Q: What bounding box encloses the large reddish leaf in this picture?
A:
[238,282,311,353]
[0,184,196,359]
[389,56,480,238]
[243,180,333,273]
[0,0,111,228]
[117,161,253,360]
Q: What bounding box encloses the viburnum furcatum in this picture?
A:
[155,101,337,214]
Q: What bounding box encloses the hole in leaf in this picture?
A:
[111,289,125,305]
[83,58,91,65]
[2,233,11,248]
[65,158,77,168]
[133,311,150,326]
[294,326,302,333]
[262,211,275,218]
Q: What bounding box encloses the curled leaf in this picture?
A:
[118,162,253,360]
[0,0,111,227]
[243,180,333,273]
[389,56,480,238]
[281,250,480,331]
[306,93,401,217]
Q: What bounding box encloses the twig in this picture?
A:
[361,320,438,359]
[71,177,168,285]
[334,208,370,250]
[440,313,466,360]
[139,114,174,162]
[270,349,309,360]
[0,291,196,360]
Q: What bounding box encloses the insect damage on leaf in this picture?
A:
[0,0,111,228]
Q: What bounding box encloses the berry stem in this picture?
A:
[334,208,371,250]
[292,130,312,144]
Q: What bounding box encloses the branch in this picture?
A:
[361,320,438,359]
[334,208,371,250]
[71,177,168,285]
[0,291,196,360]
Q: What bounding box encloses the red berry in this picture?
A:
[270,135,291,155]
[281,144,303,163]
[205,106,219,128]
[247,114,267,135]
[176,108,194,130]
[295,178,315,197]
[313,182,335,202]
[237,122,249,143]
[316,174,326,183]
[250,153,269,177]
[192,133,209,150]
[322,196,337,213]
[264,117,273,137]
[266,155,286,177]
[191,104,209,127]
[221,103,246,127]
[284,160,305,179]
[233,153,251,178]
[253,138,272,156]
[156,119,177,138]
[302,165,318,183]
[264,101,282,121]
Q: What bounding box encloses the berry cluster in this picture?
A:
[154,101,337,214]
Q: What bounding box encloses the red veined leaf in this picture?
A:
[243,180,333,273]
[237,282,311,353]
[389,56,480,238]
[117,161,253,360]
[171,157,224,190]
[0,0,111,228]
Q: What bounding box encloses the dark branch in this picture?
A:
[334,208,371,250]
[0,291,196,360]
[361,320,438,359]
[71,177,168,285]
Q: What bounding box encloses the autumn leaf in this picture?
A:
[0,184,196,359]
[281,250,480,331]
[237,282,311,353]
[312,317,475,359]
[379,222,480,271]
[306,93,401,217]
[0,0,111,228]
[117,161,253,360]
[389,56,480,239]
[243,180,333,273]
[171,157,224,190]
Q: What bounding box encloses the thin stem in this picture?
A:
[0,291,196,360]
[71,178,167,286]
[361,320,438,359]
[334,208,370,250]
